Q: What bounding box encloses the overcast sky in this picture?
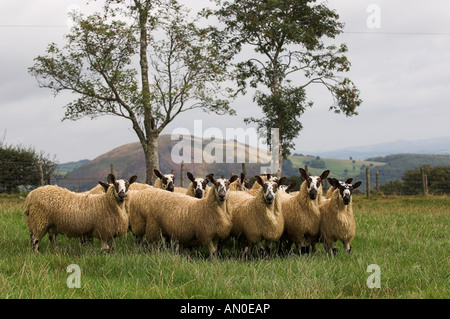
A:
[1,0,449,163]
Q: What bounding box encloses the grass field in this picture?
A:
[0,193,448,299]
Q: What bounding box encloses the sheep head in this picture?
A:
[99,174,137,202]
[206,174,238,202]
[154,169,175,192]
[330,178,362,205]
[299,168,330,200]
[187,172,209,199]
[255,175,287,205]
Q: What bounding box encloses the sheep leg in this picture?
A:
[207,240,218,258]
[48,230,58,246]
[101,239,114,253]
[30,232,44,253]
[343,241,352,254]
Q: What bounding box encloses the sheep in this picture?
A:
[278,168,330,255]
[24,174,137,253]
[229,173,251,192]
[279,182,297,194]
[153,169,175,192]
[319,178,361,256]
[128,174,239,256]
[245,174,277,196]
[227,175,286,258]
[325,178,353,199]
[185,172,209,198]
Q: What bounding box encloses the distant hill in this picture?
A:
[60,135,272,191]
[351,153,450,191]
[58,135,450,192]
[57,159,90,175]
[307,136,450,160]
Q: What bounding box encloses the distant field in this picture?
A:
[289,155,386,180]
[0,193,448,299]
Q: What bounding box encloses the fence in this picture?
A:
[1,161,449,196]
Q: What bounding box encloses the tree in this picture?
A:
[29,0,236,184]
[0,142,58,193]
[211,0,362,176]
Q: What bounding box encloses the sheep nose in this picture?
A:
[195,189,203,198]
[118,191,126,201]
[167,183,174,192]
[309,189,317,200]
[343,195,351,205]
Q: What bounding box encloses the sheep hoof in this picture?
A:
[332,248,338,256]
[347,245,352,253]
[300,245,310,255]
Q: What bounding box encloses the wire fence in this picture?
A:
[1,160,449,196]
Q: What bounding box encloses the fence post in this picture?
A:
[421,166,428,196]
[242,163,246,177]
[38,163,44,186]
[110,163,115,179]
[180,163,185,188]
[376,171,379,192]
[304,165,309,176]
[366,167,370,199]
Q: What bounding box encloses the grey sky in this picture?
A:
[1,0,449,163]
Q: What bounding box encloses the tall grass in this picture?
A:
[0,194,448,299]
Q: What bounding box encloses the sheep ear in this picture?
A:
[353,181,362,189]
[206,174,216,185]
[320,170,330,180]
[278,177,287,187]
[229,174,239,184]
[240,173,246,184]
[345,178,353,184]
[299,168,308,180]
[108,174,116,184]
[327,178,334,185]
[153,169,163,179]
[99,181,110,192]
[332,178,340,188]
[288,182,297,190]
[255,175,264,187]
[187,172,195,182]
[129,175,137,185]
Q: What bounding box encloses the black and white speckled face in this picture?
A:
[255,175,286,205]
[206,174,238,202]
[154,169,174,192]
[299,169,330,200]
[102,174,137,202]
[187,172,209,199]
[337,181,362,205]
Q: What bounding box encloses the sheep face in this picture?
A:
[207,174,239,202]
[187,172,209,199]
[255,176,287,205]
[299,168,330,200]
[336,181,362,205]
[154,169,175,192]
[100,174,137,202]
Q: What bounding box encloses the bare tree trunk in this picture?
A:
[142,133,159,185]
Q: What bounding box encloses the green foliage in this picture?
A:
[0,142,58,193]
[381,166,450,195]
[212,0,362,160]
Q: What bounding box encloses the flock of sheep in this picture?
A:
[24,168,361,257]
